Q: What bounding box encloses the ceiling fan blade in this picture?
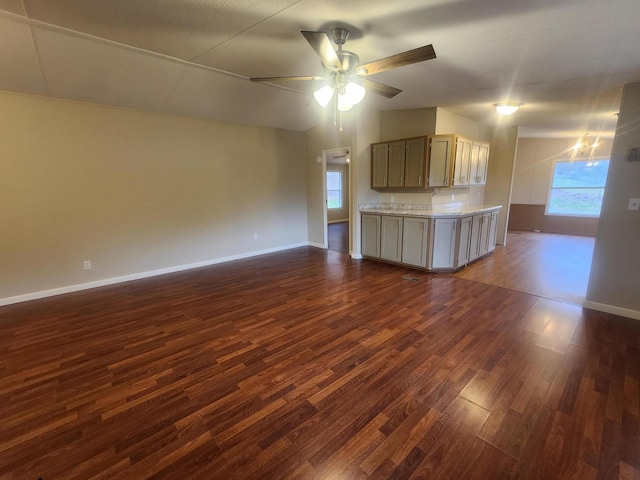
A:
[301,31,342,70]
[358,45,436,76]
[362,79,402,98]
[250,75,323,82]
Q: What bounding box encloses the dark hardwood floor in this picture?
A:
[328,221,349,254]
[1,246,639,479]
[453,230,595,305]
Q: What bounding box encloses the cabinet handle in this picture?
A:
[418,175,421,184]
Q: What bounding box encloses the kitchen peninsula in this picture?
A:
[360,203,502,272]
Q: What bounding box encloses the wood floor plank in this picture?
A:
[1,236,638,479]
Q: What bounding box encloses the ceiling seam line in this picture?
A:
[188,0,307,62]
[0,10,255,82]
[26,23,51,96]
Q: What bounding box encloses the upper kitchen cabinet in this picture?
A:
[371,134,489,190]
[370,136,427,190]
[469,141,490,186]
[452,136,473,187]
[427,135,454,187]
[371,143,389,188]
[404,137,427,187]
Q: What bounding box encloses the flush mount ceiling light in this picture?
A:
[494,103,523,115]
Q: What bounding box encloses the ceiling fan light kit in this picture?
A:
[250,27,436,130]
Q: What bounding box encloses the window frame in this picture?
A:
[544,157,610,218]
[326,170,343,210]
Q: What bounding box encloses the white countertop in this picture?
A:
[359,203,502,218]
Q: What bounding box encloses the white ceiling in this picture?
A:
[1,0,639,137]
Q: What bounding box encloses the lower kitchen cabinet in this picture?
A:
[478,212,491,257]
[381,216,404,263]
[361,214,381,258]
[456,216,472,268]
[430,218,457,270]
[401,217,429,268]
[488,210,499,252]
[361,208,500,272]
[362,214,427,268]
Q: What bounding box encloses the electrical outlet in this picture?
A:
[83,260,92,270]
[628,198,640,211]
[253,233,259,241]
[390,195,395,203]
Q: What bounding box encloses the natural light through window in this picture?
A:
[546,159,610,217]
[327,171,342,209]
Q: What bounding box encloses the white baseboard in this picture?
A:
[0,242,309,307]
[351,253,363,259]
[328,219,349,224]
[582,300,640,321]
[308,242,326,249]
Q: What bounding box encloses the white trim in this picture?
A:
[308,242,326,249]
[351,253,363,260]
[0,242,308,307]
[582,300,640,321]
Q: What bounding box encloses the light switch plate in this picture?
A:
[629,198,640,211]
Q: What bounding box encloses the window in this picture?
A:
[546,159,610,217]
[326,171,342,209]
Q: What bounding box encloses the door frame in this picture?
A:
[322,146,351,252]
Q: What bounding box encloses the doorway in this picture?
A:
[324,147,351,254]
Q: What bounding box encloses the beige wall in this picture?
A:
[0,91,307,302]
[380,107,436,141]
[510,137,613,236]
[305,118,353,248]
[352,107,382,256]
[484,125,519,244]
[435,108,493,141]
[586,82,640,317]
[327,163,349,223]
[512,137,614,205]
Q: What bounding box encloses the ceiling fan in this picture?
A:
[250,28,436,128]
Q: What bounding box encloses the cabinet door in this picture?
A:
[430,218,457,269]
[476,143,490,185]
[479,212,491,256]
[456,216,472,267]
[388,141,405,187]
[428,135,453,187]
[404,137,426,187]
[453,137,472,186]
[401,217,429,268]
[381,216,403,263]
[361,214,381,258]
[468,214,482,262]
[488,210,499,252]
[470,142,490,185]
[469,142,481,185]
[371,143,389,188]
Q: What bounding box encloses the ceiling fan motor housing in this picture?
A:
[331,27,350,46]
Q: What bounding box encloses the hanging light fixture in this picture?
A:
[313,73,365,130]
[570,133,600,161]
[313,84,334,107]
